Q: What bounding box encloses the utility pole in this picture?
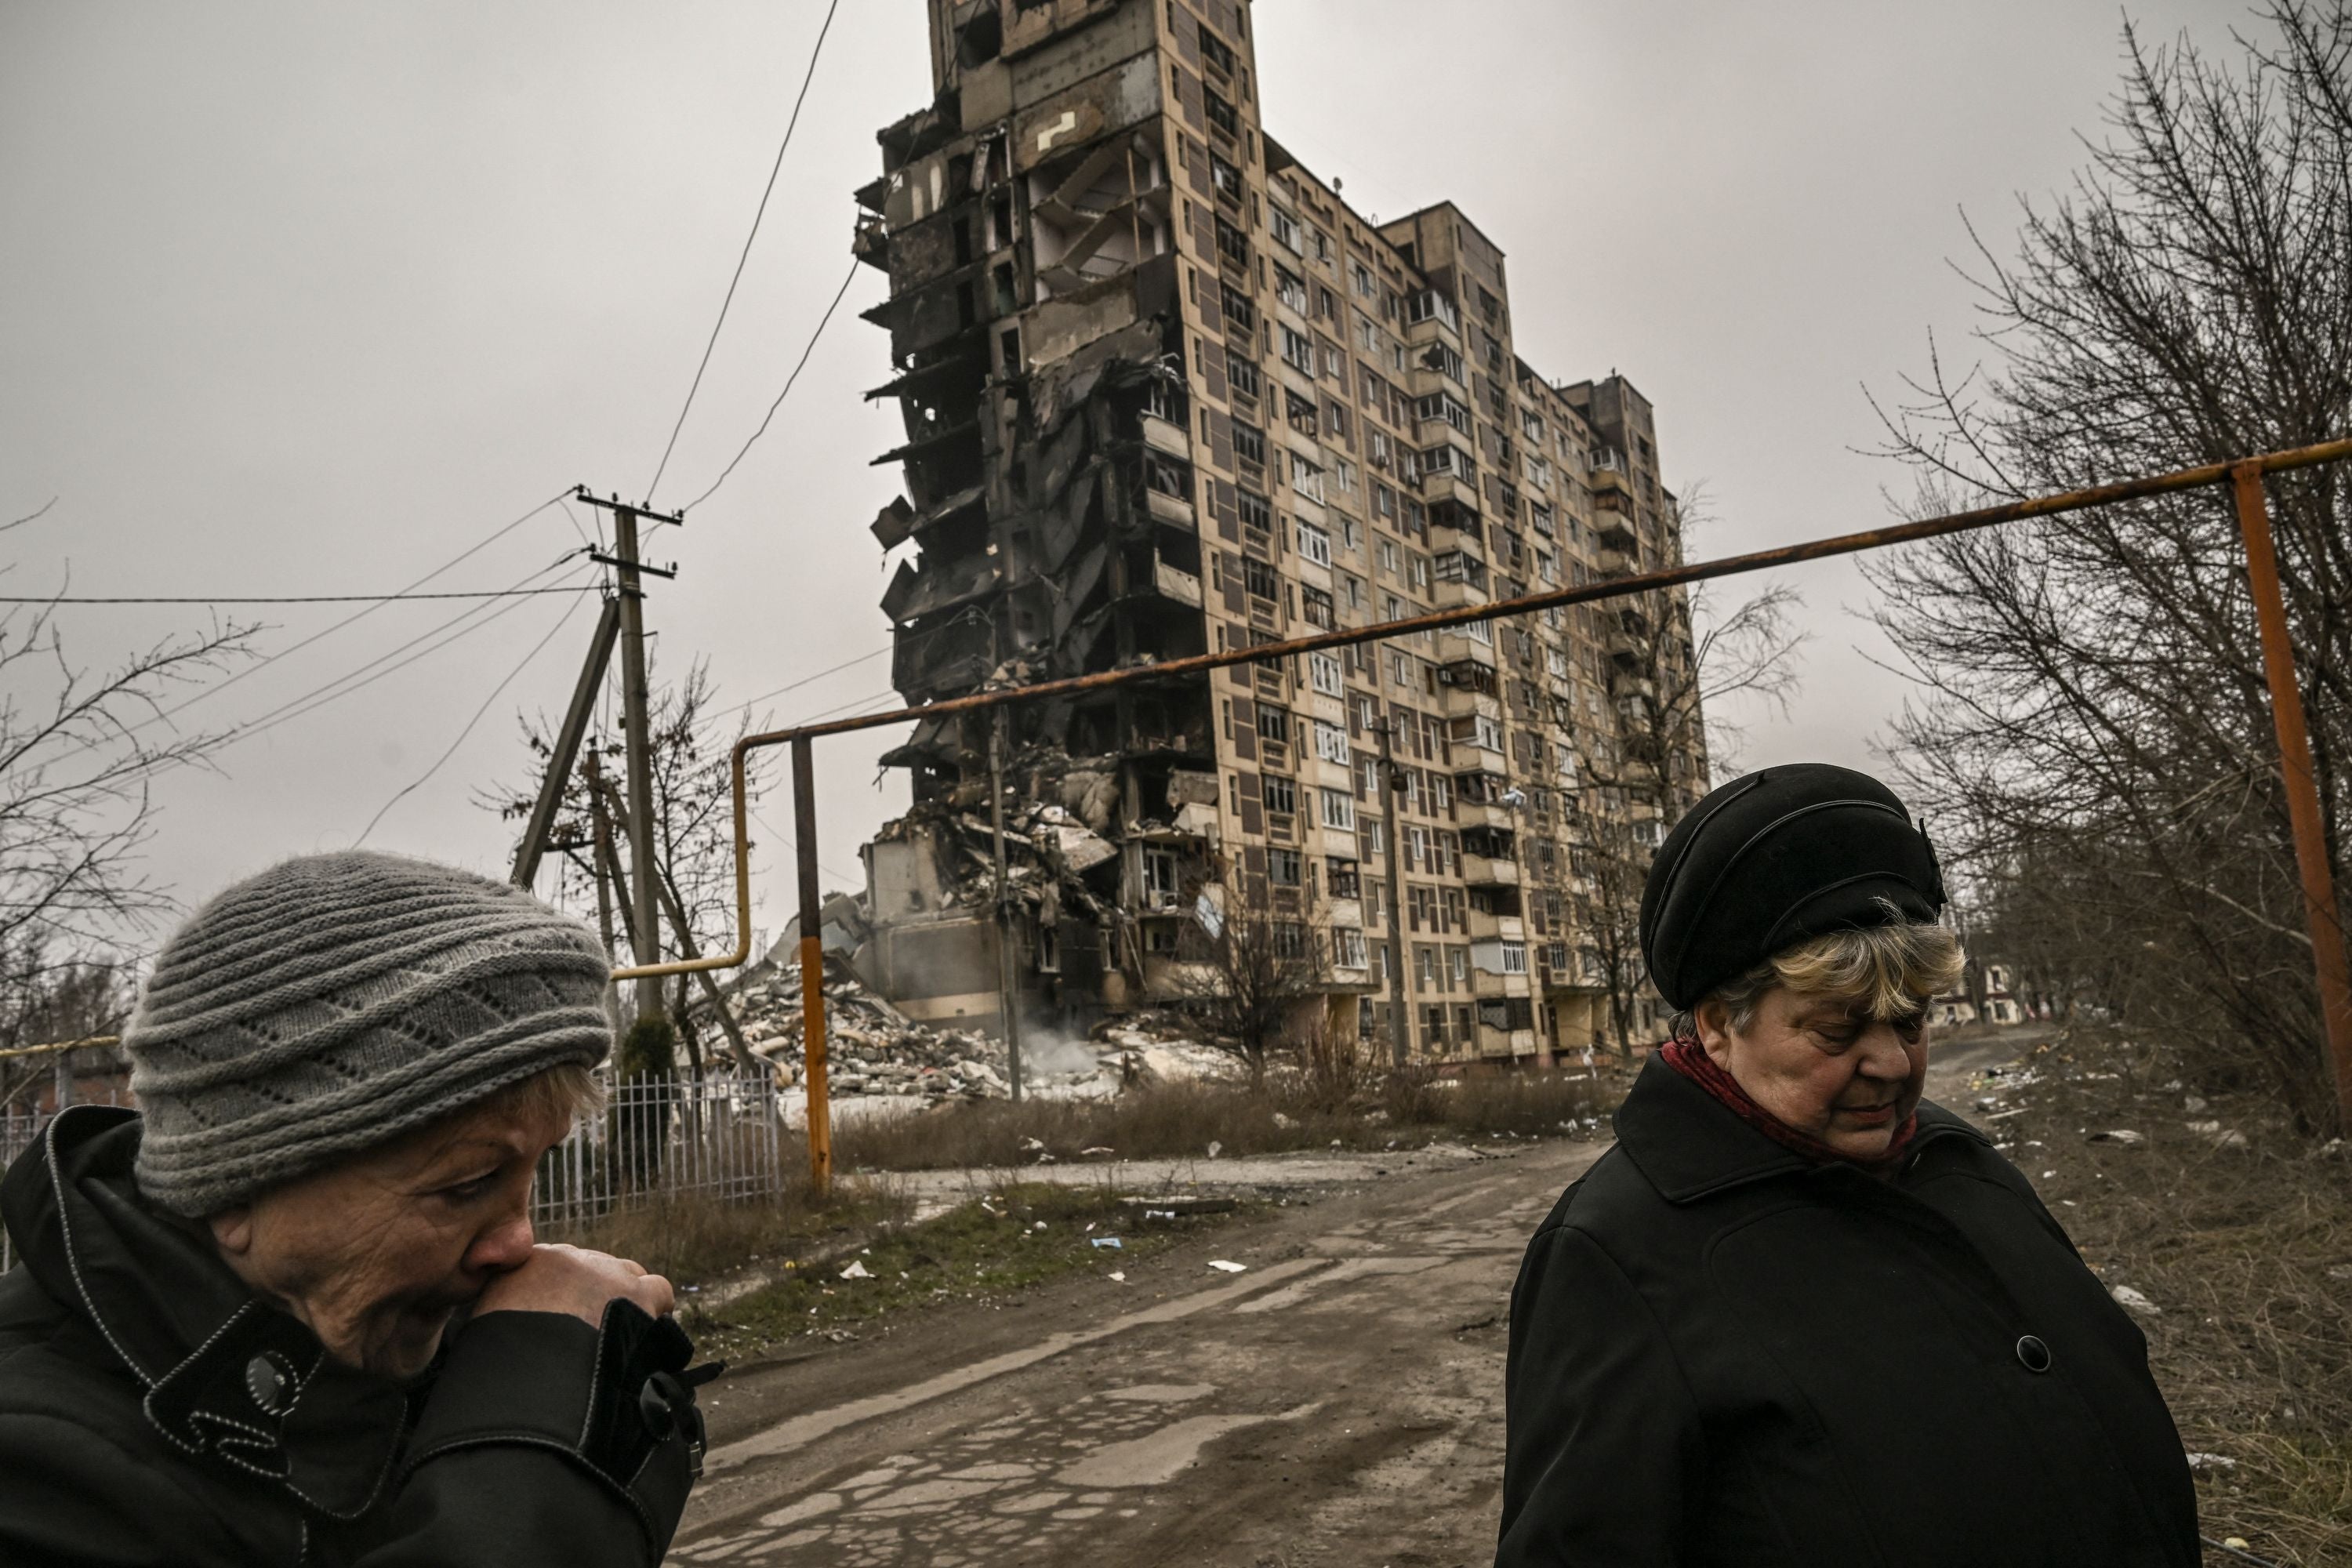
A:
[575,488,682,1028]
[990,707,1026,1101]
[586,749,624,1034]
[1376,712,1414,1069]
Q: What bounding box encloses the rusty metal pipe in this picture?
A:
[2230,463,2352,1125]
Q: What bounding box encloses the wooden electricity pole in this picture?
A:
[575,488,682,1027]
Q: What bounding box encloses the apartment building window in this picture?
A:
[1268,849,1303,888]
[1419,443,1475,483]
[1233,419,1267,469]
[1319,788,1356,831]
[1214,215,1251,267]
[1261,776,1297,818]
[1209,149,1243,201]
[1220,283,1256,334]
[1308,226,1332,263]
[1417,392,1472,435]
[1332,927,1368,970]
[1341,572,1365,610]
[1390,649,1415,687]
[1529,499,1555,537]
[1308,649,1342,695]
[1275,266,1309,314]
[1280,325,1315,376]
[1296,520,1332,564]
[1229,355,1261,399]
[1332,457,1358,495]
[1243,556,1279,601]
[1499,941,1529,975]
[1522,408,1545,441]
[1537,549,1559,585]
[1449,946,1472,988]
[1283,388,1319,437]
[1409,553,1432,593]
[1454,714,1504,753]
[1140,847,1181,909]
[1351,260,1376,296]
[1338,514,1360,552]
[1256,704,1291,745]
[1313,719,1351,764]
[1441,885,1467,930]
[1328,856,1362,897]
[1409,885,1438,930]
[1302,586,1335,630]
[1370,432,1393,474]
[1415,946,1437,993]
[1238,488,1272,533]
[1363,816,1386,855]
[1205,87,1240,137]
[1289,453,1327,504]
[1429,773,1454,812]
[1547,940,1570,975]
[1406,823,1430,869]
[1422,341,1467,385]
[1407,289,1459,330]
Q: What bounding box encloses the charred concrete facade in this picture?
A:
[853,0,1708,1063]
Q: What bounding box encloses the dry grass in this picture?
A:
[546,1178,910,1287]
[829,1069,1614,1174]
[1977,1029,2352,1566]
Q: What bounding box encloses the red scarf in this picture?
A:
[1660,1038,1918,1170]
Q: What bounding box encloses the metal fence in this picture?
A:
[0,1075,789,1269]
[532,1071,790,1236]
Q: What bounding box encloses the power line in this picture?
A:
[354,590,592,845]
[644,0,844,503]
[5,586,596,605]
[100,488,572,744]
[200,561,595,757]
[680,257,862,513]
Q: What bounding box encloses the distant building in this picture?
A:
[850,0,1708,1064]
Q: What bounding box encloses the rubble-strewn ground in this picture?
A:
[659,1025,2349,1566]
[1949,1027,2352,1566]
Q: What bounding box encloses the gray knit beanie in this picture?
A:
[123,851,613,1215]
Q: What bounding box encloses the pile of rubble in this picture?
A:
[702,958,1236,1105]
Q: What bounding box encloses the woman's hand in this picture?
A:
[473,1242,675,1327]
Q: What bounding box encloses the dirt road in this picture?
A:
[670,1136,1605,1567]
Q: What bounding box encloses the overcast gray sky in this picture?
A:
[2,0,2243,956]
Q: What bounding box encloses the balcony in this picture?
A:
[1142,413,1192,459]
[1151,557,1203,608]
[1472,966,1533,1000]
[1467,908,1525,942]
[1464,853,1520,887]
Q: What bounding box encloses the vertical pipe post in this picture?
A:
[990,707,1025,1102]
[792,737,832,1194]
[2232,463,2352,1127]
[1377,712,1414,1069]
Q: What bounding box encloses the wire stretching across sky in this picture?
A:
[644,0,844,503]
[679,258,862,514]
[6,586,593,605]
[93,488,573,750]
[354,588,593,846]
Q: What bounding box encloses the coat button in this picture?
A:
[2014,1334,2053,1374]
[245,1352,295,1414]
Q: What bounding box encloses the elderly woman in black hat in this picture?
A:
[1495,765,2198,1567]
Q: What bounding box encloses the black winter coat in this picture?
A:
[0,1106,706,1568]
[1497,1056,2198,1567]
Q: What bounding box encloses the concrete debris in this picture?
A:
[2184,1452,2235,1471]
[2109,1284,2161,1316]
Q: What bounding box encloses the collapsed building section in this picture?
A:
[849,0,1709,1062]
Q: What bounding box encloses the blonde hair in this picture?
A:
[476,1062,605,1127]
[1695,910,1965,1035]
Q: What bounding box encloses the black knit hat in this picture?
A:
[1638,764,1946,1011]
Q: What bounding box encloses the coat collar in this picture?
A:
[2,1105,413,1520]
[1613,1052,1988,1203]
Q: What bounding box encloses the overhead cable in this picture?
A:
[354,590,593,845]
[5,586,596,605]
[679,257,862,513]
[100,488,572,745]
[644,0,844,503]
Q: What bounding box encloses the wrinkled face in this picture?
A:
[1696,986,1929,1160]
[209,1094,572,1378]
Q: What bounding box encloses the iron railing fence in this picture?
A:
[532,1071,789,1237]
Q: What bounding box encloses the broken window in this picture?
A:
[1229,355,1261,400]
[1268,849,1302,887]
[1263,775,1297,815]
[1332,928,1368,970]
[1406,289,1459,331]
[1351,260,1376,297]
[1243,557,1279,601]
[1221,283,1256,335]
[1327,857,1362,898]
[1279,325,1315,376]
[1417,392,1472,434]
[1289,454,1327,504]
[1233,419,1267,469]
[1237,489,1272,538]
[1421,341,1467,385]
[1268,205,1301,252]
[1142,847,1182,910]
[1209,149,1243,203]
[1302,586,1335,630]
[1275,265,1309,314]
[1283,388,1319,437]
[1256,704,1292,745]
[1205,87,1240,138]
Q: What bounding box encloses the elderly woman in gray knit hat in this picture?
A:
[0,851,711,1567]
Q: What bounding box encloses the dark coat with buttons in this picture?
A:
[0,1105,706,1567]
[1496,1056,2198,1567]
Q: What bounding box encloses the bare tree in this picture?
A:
[1172,877,1325,1086]
[1864,2,2352,1130]
[483,656,774,1074]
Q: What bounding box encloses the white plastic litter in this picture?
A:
[2110,1285,2161,1316]
[838,1261,872,1280]
[1207,1260,1247,1273]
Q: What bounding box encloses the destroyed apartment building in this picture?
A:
[844,0,1709,1065]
